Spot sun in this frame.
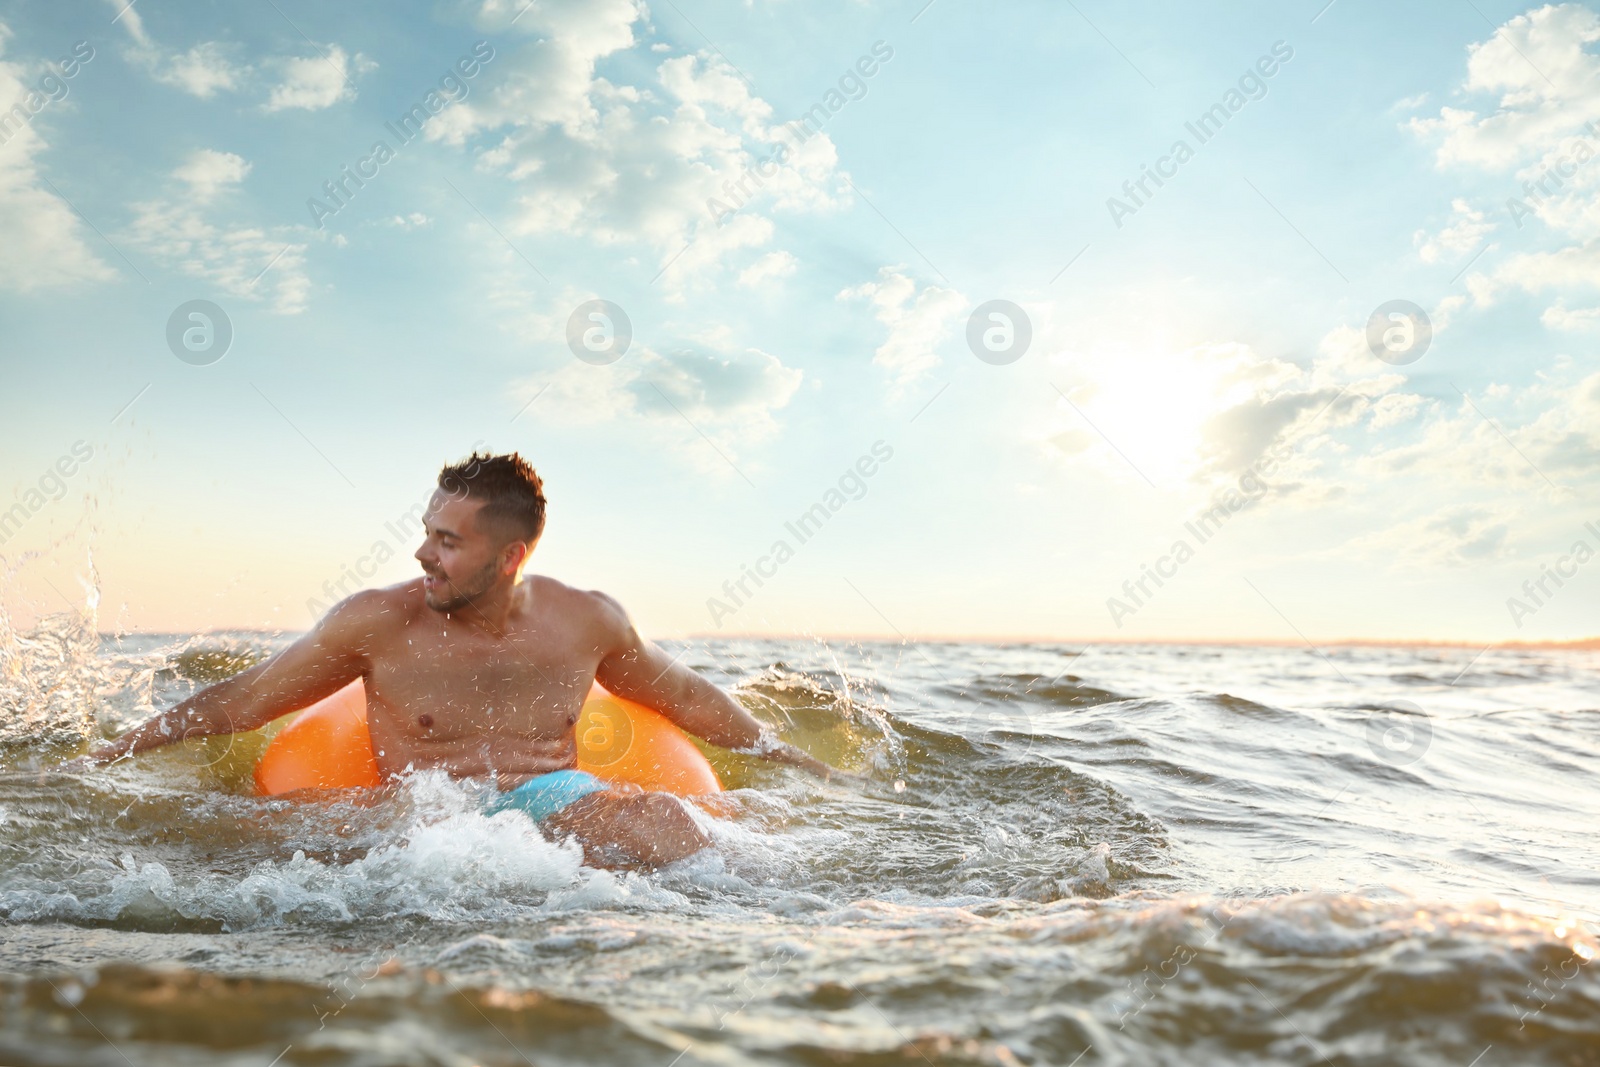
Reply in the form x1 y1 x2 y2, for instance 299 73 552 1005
1056 342 1300 487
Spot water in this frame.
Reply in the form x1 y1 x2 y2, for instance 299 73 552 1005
1 610 1598 1065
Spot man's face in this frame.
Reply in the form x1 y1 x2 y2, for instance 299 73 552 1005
414 491 513 612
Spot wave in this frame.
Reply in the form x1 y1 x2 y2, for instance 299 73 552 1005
2 893 1595 1067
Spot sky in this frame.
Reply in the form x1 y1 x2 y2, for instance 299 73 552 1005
0 0 1598 645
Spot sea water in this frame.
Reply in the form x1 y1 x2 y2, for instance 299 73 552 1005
0 613 1596 1066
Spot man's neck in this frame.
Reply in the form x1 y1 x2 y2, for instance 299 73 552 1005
446 578 524 636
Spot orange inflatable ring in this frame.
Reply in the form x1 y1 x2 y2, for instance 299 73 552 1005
253 680 722 797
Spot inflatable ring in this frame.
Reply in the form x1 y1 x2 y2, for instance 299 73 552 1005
253 680 722 797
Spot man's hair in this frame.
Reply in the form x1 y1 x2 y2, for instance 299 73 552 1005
437 451 547 545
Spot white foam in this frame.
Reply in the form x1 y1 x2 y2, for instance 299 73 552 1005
0 770 717 928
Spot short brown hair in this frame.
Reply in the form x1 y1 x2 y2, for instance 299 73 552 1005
438 451 547 544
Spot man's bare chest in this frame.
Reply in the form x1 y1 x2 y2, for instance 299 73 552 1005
365 629 601 739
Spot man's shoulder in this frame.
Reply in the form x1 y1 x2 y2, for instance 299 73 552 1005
522 575 629 631
321 580 426 634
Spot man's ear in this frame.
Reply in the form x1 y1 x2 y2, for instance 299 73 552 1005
500 539 531 575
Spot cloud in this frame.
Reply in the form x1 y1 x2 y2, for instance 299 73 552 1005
737 250 796 288
1368 391 1427 429
839 267 965 390
106 1 244 99
382 212 432 230
1341 504 1516 567
105 1 369 111
527 343 803 473
1030 284 1488 497
123 151 311 314
1355 368 1600 496
428 0 846 285
105 0 150 46
1476 239 1600 307
628 345 803 433
505 285 803 471
0 24 115 293
264 45 374 112
1407 3 1600 170
1403 4 1600 312
154 42 243 98
1414 197 1495 262
1541 302 1600 329
172 148 251 201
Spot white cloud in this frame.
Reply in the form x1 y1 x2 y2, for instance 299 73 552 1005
1414 197 1495 263
629 345 803 436
1407 9 1600 354
738 250 796 288
1541 302 1600 329
383 212 432 230
0 24 114 293
1341 505 1515 567
526 343 803 474
1407 4 1600 170
105 0 150 47
1368 391 1427 429
123 152 311 314
172 149 251 202
839 267 965 390
1356 368 1600 493
106 1 371 112
155 42 242 98
504 285 803 471
429 0 846 285
264 45 374 112
1476 239 1600 307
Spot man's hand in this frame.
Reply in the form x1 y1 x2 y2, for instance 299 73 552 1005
591 592 860 781
592 598 864 780
65 746 124 769
69 593 373 771
740 735 867 783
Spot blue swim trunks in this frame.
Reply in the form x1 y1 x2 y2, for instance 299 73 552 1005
488 769 609 823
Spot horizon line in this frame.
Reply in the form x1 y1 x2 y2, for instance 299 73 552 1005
88 627 1600 651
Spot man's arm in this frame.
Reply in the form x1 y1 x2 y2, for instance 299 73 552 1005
77 594 376 765
590 593 844 780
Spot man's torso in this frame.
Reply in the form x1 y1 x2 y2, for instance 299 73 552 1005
351 576 617 789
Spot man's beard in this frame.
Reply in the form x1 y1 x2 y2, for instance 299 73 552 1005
423 558 500 612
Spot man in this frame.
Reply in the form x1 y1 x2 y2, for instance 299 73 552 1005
80 451 838 868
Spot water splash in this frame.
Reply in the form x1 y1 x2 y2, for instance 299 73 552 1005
0 548 103 747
